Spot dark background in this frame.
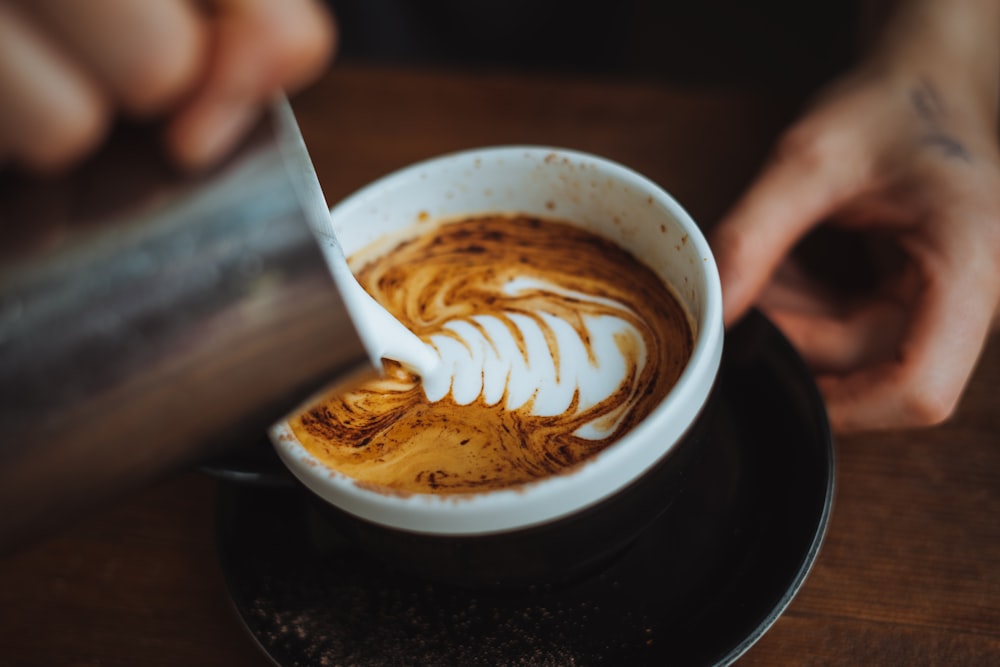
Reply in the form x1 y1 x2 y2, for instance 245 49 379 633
328 0 861 93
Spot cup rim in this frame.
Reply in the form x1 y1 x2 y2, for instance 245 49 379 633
270 145 723 536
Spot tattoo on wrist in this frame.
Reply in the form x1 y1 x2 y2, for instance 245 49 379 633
910 78 972 162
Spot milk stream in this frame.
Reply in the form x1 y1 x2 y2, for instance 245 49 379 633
330 254 440 378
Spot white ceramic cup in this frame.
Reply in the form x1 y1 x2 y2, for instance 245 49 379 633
270 146 723 586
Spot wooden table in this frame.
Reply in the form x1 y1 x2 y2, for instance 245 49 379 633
1 64 998 666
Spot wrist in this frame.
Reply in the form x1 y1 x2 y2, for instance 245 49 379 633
862 0 1000 131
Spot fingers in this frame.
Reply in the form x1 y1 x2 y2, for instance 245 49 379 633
819 253 997 432
0 0 334 172
764 297 908 374
19 0 207 115
0 3 109 171
758 254 915 373
711 128 866 327
166 0 336 168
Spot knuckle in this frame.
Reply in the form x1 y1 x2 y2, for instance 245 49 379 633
263 3 337 88
120 25 206 114
26 99 109 172
716 224 756 270
899 382 958 427
771 124 830 173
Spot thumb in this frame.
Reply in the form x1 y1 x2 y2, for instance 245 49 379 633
710 136 861 326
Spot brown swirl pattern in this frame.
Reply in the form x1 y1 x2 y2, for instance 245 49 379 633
289 215 692 494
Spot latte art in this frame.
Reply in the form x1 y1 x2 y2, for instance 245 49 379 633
422 277 647 439
290 215 692 494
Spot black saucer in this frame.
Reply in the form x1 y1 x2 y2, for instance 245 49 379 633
214 311 834 667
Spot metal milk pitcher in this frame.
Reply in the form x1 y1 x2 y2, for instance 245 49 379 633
0 99 370 552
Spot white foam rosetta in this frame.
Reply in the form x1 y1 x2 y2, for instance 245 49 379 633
419 278 648 439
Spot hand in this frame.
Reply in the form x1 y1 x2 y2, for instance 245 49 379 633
0 0 335 171
711 67 1000 432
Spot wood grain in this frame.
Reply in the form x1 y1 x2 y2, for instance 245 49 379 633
1 63 997 666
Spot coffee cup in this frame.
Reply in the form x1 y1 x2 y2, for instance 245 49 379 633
270 146 724 587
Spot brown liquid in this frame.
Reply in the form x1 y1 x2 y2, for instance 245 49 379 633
289 215 692 494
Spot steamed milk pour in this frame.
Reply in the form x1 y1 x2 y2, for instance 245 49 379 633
288 214 692 494
317 218 656 431
312 230 439 379
0 100 387 552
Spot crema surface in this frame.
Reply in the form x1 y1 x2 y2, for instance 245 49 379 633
290 215 692 494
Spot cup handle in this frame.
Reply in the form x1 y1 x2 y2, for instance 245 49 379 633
198 434 293 487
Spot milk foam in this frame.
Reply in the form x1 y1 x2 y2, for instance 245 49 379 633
290 215 692 495
420 277 647 439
